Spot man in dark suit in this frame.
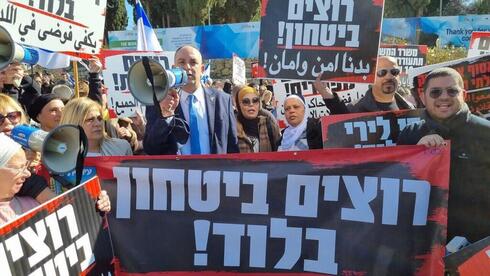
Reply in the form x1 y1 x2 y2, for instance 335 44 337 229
144 45 239 155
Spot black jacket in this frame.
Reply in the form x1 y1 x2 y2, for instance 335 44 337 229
398 107 490 242
324 88 415 115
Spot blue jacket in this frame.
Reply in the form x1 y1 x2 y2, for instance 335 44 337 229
144 87 239 155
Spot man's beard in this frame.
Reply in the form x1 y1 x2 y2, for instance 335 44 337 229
381 80 397 94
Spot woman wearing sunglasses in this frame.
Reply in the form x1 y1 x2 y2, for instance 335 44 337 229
60 97 132 157
0 94 43 169
278 94 323 151
234 85 281 153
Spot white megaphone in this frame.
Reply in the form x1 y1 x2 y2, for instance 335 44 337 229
0 25 39 71
11 124 87 174
127 58 188 105
52 84 74 101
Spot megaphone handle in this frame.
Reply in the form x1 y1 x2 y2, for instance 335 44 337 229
51 174 75 189
74 126 87 187
142 57 163 117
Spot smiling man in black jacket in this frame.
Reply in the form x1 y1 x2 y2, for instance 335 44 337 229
398 67 490 243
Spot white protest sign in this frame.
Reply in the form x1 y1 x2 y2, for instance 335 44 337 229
232 54 246 85
102 51 175 118
0 0 106 54
468 31 490 57
274 80 368 126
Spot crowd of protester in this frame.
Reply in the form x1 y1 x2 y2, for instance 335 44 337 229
0 45 489 244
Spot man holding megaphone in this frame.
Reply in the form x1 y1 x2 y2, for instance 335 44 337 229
142 45 239 155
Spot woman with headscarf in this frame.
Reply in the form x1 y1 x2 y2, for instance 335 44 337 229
234 85 281 153
277 94 323 151
60 97 132 156
0 133 39 225
0 133 111 226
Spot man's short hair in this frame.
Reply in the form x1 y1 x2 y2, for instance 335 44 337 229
378 55 399 66
423 67 464 92
174 45 201 60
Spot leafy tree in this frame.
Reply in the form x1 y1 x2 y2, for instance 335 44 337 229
467 0 490 14
211 0 261 24
105 0 128 41
384 0 432 17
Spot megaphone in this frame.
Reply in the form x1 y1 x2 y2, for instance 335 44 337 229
11 124 87 174
128 58 188 105
52 84 73 102
0 25 39 71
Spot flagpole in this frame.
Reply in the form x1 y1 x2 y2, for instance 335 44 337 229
72 61 79 98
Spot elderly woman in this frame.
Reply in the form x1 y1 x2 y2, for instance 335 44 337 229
234 85 281 153
0 134 111 226
277 94 323 151
60 97 132 156
0 133 38 225
27 94 64 132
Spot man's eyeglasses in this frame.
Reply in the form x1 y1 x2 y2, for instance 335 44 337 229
84 115 103 124
241 97 260 106
376 68 400 78
0 111 22 125
428 87 461 99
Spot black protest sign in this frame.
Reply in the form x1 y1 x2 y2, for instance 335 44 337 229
321 109 424 148
0 177 114 275
258 0 384 83
379 44 428 87
89 147 449 275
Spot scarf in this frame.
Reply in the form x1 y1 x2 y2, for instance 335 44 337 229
0 133 21 168
278 95 308 151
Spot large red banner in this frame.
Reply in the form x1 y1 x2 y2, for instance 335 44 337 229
84 146 450 275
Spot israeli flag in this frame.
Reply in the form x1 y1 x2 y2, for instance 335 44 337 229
135 0 163 51
35 48 72 69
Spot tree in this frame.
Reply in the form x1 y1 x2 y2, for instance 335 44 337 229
211 0 261 24
467 0 490 14
105 0 128 44
384 0 432 18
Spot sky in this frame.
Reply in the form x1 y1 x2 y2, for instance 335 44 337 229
125 0 135 30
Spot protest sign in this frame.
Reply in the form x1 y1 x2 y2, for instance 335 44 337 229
87 147 449 275
445 236 490 276
258 0 384 82
0 0 106 54
379 44 428 87
321 109 424 148
273 80 368 127
101 50 174 118
0 177 114 275
468 31 490 57
408 54 490 118
232 54 246 85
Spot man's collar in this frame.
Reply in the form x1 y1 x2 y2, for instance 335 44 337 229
180 86 205 103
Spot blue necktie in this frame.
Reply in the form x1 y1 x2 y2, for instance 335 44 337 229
188 94 201 154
